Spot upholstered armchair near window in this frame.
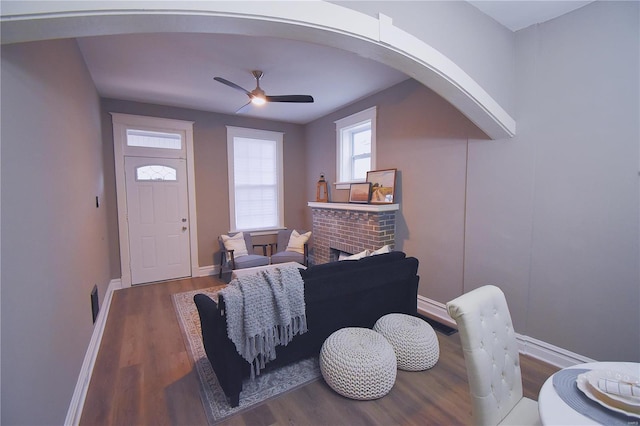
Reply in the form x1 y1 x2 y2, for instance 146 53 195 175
270 229 311 267
218 232 270 278
446 285 541 426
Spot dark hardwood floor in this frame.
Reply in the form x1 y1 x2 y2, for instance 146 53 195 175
80 276 559 425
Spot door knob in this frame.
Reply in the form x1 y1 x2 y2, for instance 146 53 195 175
182 218 187 222
182 226 188 231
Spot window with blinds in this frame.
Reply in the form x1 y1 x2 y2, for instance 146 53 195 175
226 126 284 232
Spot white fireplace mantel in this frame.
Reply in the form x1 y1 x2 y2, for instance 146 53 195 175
307 202 399 212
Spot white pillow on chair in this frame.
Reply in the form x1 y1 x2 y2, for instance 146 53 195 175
221 232 249 258
286 230 311 254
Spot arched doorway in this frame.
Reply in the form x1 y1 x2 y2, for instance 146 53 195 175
0 1 515 139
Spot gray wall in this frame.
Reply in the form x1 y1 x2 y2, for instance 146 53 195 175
309 1 639 361
1 39 111 424
100 99 308 275
465 0 639 360
516 1 638 359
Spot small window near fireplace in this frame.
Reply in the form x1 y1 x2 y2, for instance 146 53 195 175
335 106 377 189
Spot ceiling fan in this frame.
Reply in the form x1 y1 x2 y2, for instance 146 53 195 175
214 70 314 111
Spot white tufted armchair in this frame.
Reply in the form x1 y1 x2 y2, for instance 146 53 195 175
446 285 541 426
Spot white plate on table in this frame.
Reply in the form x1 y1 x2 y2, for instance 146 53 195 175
576 370 640 419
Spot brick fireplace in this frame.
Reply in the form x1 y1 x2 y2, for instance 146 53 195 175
308 202 399 264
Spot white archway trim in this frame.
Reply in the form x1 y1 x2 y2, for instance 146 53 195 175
1 1 515 139
377 14 516 138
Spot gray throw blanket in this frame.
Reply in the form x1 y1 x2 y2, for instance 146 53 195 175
219 265 307 377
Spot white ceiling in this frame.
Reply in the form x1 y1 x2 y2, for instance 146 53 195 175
468 1 594 32
77 32 409 124
76 2 593 124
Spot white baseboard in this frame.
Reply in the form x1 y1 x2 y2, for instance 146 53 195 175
416 295 594 369
417 294 457 328
516 333 596 367
199 265 216 277
65 279 120 426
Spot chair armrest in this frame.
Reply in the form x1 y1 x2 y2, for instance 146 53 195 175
218 248 235 278
222 249 236 267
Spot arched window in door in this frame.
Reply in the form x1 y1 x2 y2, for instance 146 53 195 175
135 165 178 181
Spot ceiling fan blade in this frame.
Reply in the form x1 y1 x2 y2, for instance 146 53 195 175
235 101 253 114
214 77 252 97
266 95 314 103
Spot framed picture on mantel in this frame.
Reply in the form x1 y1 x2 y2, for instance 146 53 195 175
366 168 397 204
349 182 371 203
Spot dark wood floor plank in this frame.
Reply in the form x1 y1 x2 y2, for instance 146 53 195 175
111 363 143 426
80 275 559 425
80 289 129 425
80 276 220 426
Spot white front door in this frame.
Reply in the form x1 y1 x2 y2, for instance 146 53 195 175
124 156 191 285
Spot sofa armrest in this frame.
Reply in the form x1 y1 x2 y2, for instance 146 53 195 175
194 293 246 406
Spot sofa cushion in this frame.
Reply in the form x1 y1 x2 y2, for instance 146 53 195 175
303 256 420 334
234 254 270 269
271 251 304 264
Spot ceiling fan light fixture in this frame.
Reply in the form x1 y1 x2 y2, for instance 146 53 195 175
251 95 266 106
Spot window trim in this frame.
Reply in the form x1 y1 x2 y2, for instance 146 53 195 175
335 106 377 190
226 126 284 232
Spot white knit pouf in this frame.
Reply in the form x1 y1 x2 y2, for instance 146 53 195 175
374 313 440 371
319 327 397 400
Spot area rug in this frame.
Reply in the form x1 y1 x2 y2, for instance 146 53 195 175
172 287 321 424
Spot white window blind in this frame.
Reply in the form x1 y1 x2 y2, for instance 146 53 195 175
227 127 284 231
